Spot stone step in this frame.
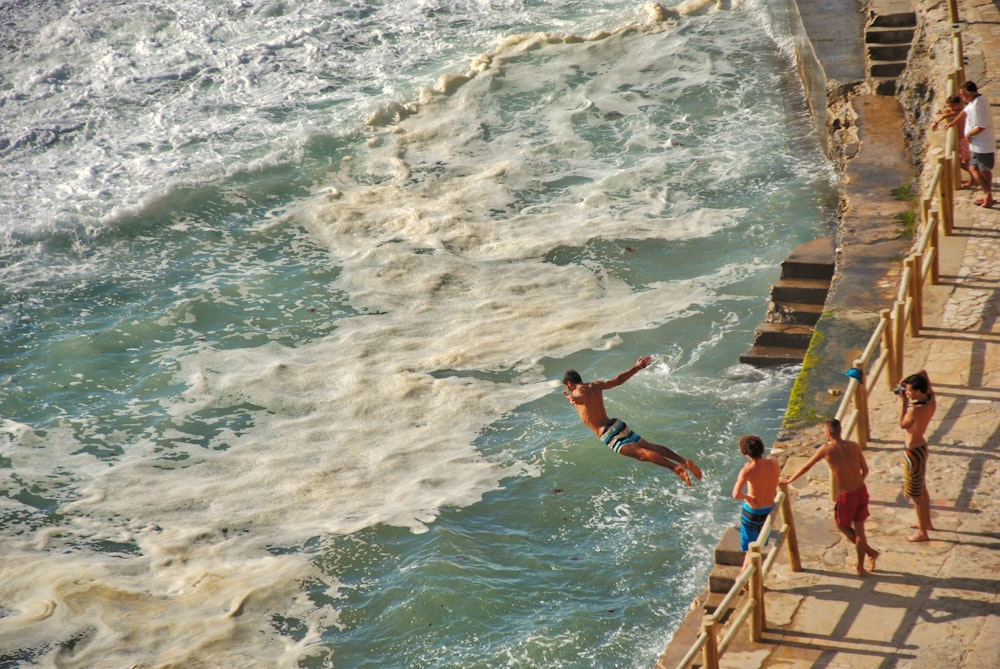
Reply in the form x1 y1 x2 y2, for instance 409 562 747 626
868 43 911 61
739 344 807 367
871 61 907 78
780 235 835 280
716 526 745 566
771 277 831 304
715 526 784 570
871 77 899 96
752 322 814 349
766 300 824 326
864 26 915 44
707 551 781 593
703 592 738 622
781 260 834 281
741 236 831 368
709 563 742 594
868 11 917 28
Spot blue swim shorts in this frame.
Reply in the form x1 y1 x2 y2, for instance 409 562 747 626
600 418 642 453
740 502 773 551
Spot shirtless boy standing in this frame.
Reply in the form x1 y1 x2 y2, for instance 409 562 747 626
780 419 879 576
562 356 703 486
732 435 780 577
898 370 936 542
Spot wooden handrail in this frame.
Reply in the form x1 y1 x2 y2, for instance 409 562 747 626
673 487 799 669
671 33 965 669
676 154 950 662
829 51 962 449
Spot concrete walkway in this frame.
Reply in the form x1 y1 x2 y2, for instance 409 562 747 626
717 0 1000 666
756 200 1000 669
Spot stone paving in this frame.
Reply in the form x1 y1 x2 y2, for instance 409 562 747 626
940 213 1000 330
758 190 1000 669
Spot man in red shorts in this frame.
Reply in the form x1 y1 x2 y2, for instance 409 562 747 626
780 418 880 576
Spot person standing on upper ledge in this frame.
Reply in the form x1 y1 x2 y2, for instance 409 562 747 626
935 94 974 188
562 356 703 486
960 81 995 208
898 370 937 542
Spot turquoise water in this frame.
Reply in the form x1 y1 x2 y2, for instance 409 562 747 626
0 1 837 667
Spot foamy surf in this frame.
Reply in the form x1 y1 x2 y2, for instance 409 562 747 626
0 1 836 667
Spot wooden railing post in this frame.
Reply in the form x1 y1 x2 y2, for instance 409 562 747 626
938 156 954 235
778 483 802 572
908 255 923 335
702 615 719 669
929 218 940 284
952 32 965 87
949 126 962 187
851 358 870 447
893 300 905 375
943 155 954 220
947 0 960 25
749 544 764 642
880 308 897 390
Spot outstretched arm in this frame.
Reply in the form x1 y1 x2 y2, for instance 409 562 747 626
596 356 653 390
933 110 954 129
943 110 965 131
779 446 827 486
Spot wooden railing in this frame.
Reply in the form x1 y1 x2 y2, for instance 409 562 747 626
671 485 801 669
672 113 960 668
832 73 964 447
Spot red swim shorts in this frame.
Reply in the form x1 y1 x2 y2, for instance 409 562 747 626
834 484 870 528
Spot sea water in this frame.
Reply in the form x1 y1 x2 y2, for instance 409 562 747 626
0 1 838 667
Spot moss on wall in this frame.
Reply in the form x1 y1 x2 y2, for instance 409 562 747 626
783 315 829 429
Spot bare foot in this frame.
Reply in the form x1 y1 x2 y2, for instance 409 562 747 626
673 465 692 487
856 565 868 577
867 549 880 572
686 459 703 481
906 532 930 542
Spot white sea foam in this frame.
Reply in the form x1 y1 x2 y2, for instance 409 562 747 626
0 1 834 667
0 0 651 236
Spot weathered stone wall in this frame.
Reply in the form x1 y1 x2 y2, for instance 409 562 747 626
826 87 864 175
896 0 982 194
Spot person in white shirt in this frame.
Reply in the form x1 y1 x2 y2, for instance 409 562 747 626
960 81 996 207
